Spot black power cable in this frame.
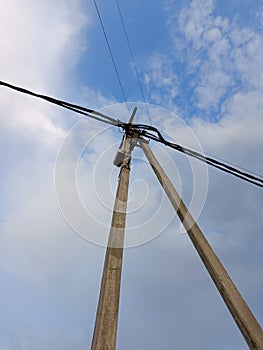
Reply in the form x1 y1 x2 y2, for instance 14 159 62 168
0 80 120 126
121 123 263 188
1 80 262 188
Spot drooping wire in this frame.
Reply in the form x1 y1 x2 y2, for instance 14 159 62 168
0 80 121 126
114 0 152 125
92 0 128 106
1 80 262 188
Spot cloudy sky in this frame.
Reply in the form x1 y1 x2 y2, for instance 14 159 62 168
0 0 263 349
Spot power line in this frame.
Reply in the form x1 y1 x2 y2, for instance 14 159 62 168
203 150 263 181
114 0 152 125
0 80 120 126
121 123 263 188
92 0 128 105
1 80 262 188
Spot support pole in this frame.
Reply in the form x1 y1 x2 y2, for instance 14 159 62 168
140 139 263 350
91 109 137 350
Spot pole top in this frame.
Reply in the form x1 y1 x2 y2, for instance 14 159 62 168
128 106 137 124
113 107 138 167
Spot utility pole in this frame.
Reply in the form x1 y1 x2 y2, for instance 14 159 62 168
140 139 263 350
91 108 138 350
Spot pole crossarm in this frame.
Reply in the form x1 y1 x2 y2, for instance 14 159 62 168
139 138 263 350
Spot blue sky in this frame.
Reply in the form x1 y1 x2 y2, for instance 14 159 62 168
0 0 263 349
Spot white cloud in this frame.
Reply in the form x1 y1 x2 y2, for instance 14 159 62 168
0 0 92 150
149 0 263 111
143 53 179 108
231 30 263 90
178 0 215 47
80 85 117 110
189 6 262 108
0 0 88 90
0 2 101 348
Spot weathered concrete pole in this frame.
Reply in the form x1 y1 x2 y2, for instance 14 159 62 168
91 109 137 350
140 139 263 350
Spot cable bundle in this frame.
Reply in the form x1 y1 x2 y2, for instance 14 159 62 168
1 80 262 188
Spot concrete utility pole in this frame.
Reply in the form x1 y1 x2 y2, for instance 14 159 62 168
140 139 263 350
91 108 137 350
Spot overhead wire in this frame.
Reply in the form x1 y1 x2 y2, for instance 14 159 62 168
202 150 263 181
121 123 263 188
92 0 128 107
1 80 262 188
114 0 152 125
0 80 121 126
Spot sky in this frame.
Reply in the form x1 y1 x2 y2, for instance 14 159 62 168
0 0 263 349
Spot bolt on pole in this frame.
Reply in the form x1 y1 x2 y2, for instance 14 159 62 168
140 139 263 350
91 108 137 350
